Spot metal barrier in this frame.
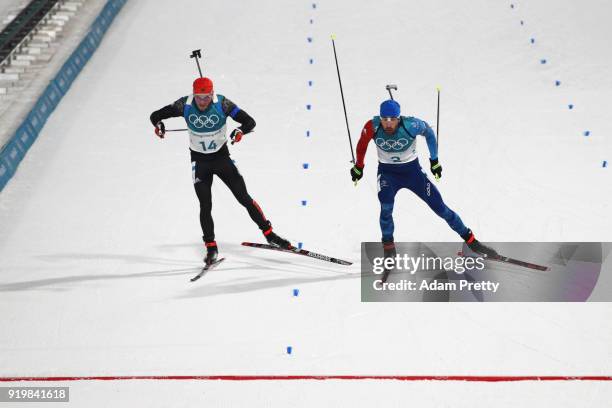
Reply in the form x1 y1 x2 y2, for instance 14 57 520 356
0 0 61 69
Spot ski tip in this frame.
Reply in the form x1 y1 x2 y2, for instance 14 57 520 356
331 33 336 40
436 86 441 92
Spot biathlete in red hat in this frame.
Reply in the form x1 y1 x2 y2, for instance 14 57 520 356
150 77 292 265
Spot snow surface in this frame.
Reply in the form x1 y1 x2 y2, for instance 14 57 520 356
0 0 611 405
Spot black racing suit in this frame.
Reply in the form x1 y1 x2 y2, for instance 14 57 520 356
150 96 270 243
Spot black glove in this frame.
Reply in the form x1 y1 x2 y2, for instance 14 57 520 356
429 158 442 180
350 165 363 182
154 121 165 138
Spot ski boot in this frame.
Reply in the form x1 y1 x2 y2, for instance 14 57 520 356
383 240 397 258
204 241 219 265
263 222 293 249
461 229 498 258
381 240 396 283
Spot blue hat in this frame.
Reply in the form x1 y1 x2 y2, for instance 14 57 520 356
380 100 400 117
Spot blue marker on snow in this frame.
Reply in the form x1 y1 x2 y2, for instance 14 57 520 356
584 131 590 136
530 38 535 44
293 288 300 296
309 58 314 64
308 80 313 86
555 80 561 86
307 37 313 43
287 346 293 354
303 163 309 169
306 104 312 110
540 59 547 64
603 161 608 168
298 242 303 249
301 200 307 206
568 104 574 109
306 130 311 137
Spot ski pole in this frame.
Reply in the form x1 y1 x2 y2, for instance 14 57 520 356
190 49 203 77
432 86 441 181
330 34 358 185
436 86 440 150
165 128 187 132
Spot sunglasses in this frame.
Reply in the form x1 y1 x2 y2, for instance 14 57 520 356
194 93 213 102
380 116 399 122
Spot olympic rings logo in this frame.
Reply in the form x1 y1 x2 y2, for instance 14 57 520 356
189 114 220 129
375 137 410 151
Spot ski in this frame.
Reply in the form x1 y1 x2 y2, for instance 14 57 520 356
190 257 226 282
241 242 352 266
459 252 549 272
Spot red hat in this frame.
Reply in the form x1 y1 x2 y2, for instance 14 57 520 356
193 77 213 94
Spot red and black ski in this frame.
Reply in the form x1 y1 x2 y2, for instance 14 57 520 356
241 242 352 266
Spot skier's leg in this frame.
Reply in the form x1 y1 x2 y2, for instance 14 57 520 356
215 158 269 231
192 161 216 243
216 158 292 248
377 167 401 243
406 161 469 237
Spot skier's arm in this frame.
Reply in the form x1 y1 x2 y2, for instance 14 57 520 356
415 119 438 160
355 120 375 168
412 119 442 179
221 97 256 134
149 97 186 126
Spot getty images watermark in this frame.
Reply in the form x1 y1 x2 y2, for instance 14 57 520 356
371 252 500 293
361 242 612 302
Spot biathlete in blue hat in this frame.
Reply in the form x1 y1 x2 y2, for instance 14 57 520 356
350 99 496 257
